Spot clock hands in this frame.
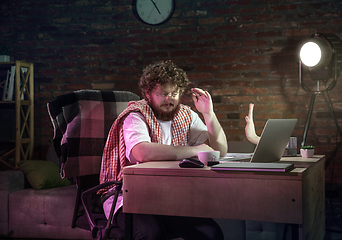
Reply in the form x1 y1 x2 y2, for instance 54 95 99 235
133 0 174 25
150 0 161 14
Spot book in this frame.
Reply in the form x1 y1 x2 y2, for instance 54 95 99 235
6 65 15 101
1 69 10 101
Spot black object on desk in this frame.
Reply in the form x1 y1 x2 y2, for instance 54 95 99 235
179 157 204 168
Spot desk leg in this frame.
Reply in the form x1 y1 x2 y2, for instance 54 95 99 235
125 213 133 240
290 224 300 240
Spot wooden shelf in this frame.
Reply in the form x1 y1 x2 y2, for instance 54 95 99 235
0 60 34 169
0 62 15 65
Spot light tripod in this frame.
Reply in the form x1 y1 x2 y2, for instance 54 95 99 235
299 65 342 148
299 33 342 150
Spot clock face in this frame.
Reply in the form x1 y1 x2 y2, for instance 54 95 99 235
132 0 175 26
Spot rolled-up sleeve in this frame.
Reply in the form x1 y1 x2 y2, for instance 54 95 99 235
123 112 151 163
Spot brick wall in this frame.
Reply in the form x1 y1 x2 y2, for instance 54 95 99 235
1 0 342 183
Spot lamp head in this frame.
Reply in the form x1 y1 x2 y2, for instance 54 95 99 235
300 36 332 69
299 33 342 81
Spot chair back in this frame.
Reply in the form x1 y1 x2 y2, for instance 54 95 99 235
47 90 140 178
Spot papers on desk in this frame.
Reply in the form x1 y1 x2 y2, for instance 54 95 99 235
211 162 294 172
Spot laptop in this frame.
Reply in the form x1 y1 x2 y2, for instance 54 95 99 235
211 119 298 172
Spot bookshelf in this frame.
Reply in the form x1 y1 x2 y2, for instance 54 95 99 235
0 61 34 169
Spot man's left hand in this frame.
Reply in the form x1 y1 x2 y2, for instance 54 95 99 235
191 88 213 115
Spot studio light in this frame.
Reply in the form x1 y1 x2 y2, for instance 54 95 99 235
298 33 342 148
300 36 333 68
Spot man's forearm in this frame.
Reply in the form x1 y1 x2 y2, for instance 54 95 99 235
131 142 213 162
202 112 228 156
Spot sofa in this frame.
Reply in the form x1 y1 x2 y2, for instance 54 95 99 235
0 168 91 239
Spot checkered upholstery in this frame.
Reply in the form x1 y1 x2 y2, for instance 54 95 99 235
47 90 140 178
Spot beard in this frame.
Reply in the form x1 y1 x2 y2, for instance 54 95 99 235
148 100 181 121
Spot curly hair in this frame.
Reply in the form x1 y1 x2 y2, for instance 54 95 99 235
139 60 189 100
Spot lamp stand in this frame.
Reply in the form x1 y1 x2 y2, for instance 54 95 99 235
301 93 316 148
301 91 342 147
299 60 342 166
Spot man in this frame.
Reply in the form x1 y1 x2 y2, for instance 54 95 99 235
100 60 227 240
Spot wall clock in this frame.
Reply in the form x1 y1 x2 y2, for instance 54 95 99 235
132 0 175 26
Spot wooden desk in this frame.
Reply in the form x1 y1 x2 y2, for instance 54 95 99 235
123 156 325 240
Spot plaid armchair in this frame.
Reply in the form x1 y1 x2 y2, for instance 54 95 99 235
47 90 140 178
47 90 140 229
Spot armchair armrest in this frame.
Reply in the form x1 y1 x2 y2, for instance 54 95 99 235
0 170 25 193
0 170 25 236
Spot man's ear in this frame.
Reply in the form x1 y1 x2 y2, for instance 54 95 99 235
145 93 150 102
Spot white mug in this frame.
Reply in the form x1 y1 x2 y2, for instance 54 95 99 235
198 151 220 166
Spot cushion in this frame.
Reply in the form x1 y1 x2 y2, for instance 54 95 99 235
18 160 70 190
